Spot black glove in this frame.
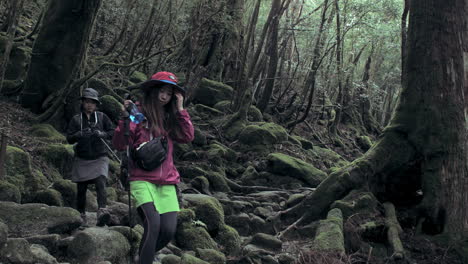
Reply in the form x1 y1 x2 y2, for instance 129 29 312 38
92 129 107 138
82 128 93 138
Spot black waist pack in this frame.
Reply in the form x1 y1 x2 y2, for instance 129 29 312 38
133 136 168 171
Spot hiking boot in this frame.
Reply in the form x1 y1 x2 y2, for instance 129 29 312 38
96 208 110 226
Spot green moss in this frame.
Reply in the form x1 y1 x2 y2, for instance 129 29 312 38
0 181 21 203
288 136 302 147
215 225 241 256
214 100 262 121
331 190 378 219
106 187 117 201
162 254 182 264
194 104 224 117
52 179 77 208
206 143 236 161
196 248 226 264
29 124 66 142
130 71 147 83
100 95 123 123
267 153 327 187
223 118 247 140
5 146 33 193
177 208 196 226
181 253 211 264
205 171 230 192
176 223 218 251
312 208 345 253
35 144 74 179
178 166 208 180
308 146 349 168
238 122 288 146
32 189 63 206
183 194 225 233
195 78 234 107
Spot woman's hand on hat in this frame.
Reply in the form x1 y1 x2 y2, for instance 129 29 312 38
122 100 133 112
174 93 184 111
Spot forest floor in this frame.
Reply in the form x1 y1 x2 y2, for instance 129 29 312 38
0 98 465 264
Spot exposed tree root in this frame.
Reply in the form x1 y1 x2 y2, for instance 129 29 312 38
383 202 405 260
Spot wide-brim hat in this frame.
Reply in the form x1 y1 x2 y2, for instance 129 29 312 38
80 88 100 104
140 71 186 95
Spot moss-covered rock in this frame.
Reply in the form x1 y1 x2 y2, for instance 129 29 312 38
206 143 237 162
308 146 349 168
267 153 327 187
177 208 196 226
130 71 147 83
204 170 230 192
238 122 288 147
106 187 118 202
100 95 123 123
5 146 33 193
0 202 81 237
32 189 63 206
215 224 241 256
223 118 248 140
179 166 208 180
181 253 211 264
213 100 263 121
193 127 207 146
183 194 225 233
193 78 234 107
0 221 7 251
0 238 35 264
176 222 218 251
330 190 378 219
35 143 74 179
52 179 77 208
196 248 226 264
30 124 66 142
250 233 282 251
291 135 314 150
239 166 260 186
191 176 211 194
312 208 345 253
162 254 182 264
67 227 131 264
0 181 21 203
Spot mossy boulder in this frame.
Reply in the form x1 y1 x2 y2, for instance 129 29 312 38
308 146 349 169
179 166 208 180
67 227 131 264
193 127 207 145
312 208 345 253
130 71 147 83
35 143 74 179
191 176 211 194
213 100 263 121
30 244 59 264
196 248 226 264
52 179 77 208
238 122 288 147
181 253 211 264
5 146 33 193
183 194 225 233
206 143 237 161
267 153 327 187
29 124 66 142
204 170 230 192
176 222 218 251
32 189 63 206
177 208 196 225
193 78 234 107
0 181 21 203
215 224 241 256
0 221 7 251
0 202 81 237
223 118 248 141
291 135 314 150
100 95 123 123
330 190 378 219
0 238 35 264
250 233 283 251
162 254 182 264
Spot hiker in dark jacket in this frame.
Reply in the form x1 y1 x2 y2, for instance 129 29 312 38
66 88 115 226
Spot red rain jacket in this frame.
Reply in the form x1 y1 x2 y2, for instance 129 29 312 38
112 110 194 184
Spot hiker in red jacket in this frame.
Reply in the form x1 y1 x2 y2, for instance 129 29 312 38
113 72 194 264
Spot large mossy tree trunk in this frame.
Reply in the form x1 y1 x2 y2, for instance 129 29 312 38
279 0 467 236
20 0 101 114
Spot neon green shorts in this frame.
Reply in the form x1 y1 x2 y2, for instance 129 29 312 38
130 181 180 214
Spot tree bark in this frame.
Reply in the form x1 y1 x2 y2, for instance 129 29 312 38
279 0 468 236
20 0 102 114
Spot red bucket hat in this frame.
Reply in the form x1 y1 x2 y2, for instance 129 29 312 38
140 71 186 95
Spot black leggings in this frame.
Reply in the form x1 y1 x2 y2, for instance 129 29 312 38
76 175 107 213
137 202 177 264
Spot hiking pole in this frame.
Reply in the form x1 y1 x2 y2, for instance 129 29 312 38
122 98 134 263
100 138 122 164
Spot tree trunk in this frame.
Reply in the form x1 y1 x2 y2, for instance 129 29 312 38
257 0 281 113
20 0 102 114
279 0 467 236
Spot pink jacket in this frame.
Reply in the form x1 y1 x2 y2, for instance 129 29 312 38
112 110 194 184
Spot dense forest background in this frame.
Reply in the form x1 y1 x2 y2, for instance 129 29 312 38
0 0 466 264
